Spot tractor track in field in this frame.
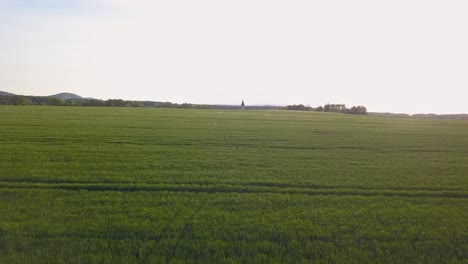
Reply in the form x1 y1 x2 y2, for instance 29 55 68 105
223 129 239 149
0 180 467 199
223 130 231 144
142 205 185 262
168 199 206 262
0 179 463 192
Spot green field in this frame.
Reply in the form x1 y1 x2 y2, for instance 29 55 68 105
0 106 467 263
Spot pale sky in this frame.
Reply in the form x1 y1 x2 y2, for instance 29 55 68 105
1 0 467 114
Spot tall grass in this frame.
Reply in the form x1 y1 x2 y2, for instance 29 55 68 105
0 106 467 263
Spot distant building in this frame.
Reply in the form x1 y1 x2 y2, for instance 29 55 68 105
241 100 245 110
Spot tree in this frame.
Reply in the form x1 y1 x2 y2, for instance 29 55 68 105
0 96 11 105
129 101 144 107
315 106 324 112
286 104 312 111
106 99 128 107
11 96 32 105
47 97 64 106
349 106 367 115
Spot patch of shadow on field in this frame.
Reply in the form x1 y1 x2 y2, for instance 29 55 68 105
221 131 378 152
219 130 433 153
1 181 466 199
23 208 189 243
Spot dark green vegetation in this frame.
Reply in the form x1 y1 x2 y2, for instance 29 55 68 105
0 92 279 110
285 104 367 115
0 106 467 263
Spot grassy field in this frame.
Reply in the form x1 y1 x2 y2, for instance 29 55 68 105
0 106 467 263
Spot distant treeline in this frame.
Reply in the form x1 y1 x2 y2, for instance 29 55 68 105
370 112 468 120
0 95 280 110
285 104 368 115
3 95 467 120
0 95 366 114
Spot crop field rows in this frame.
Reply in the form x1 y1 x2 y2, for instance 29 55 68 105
0 106 467 263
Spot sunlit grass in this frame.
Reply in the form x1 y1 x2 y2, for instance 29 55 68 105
0 106 467 263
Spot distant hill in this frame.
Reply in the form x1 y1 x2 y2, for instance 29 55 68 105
0 91 16 96
49 93 83 100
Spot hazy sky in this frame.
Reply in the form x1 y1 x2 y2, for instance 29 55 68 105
1 0 467 114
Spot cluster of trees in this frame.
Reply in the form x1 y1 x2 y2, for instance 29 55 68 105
412 113 468 120
285 104 368 115
0 96 33 105
285 104 322 111
345 105 368 115
0 96 74 106
0 96 163 107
